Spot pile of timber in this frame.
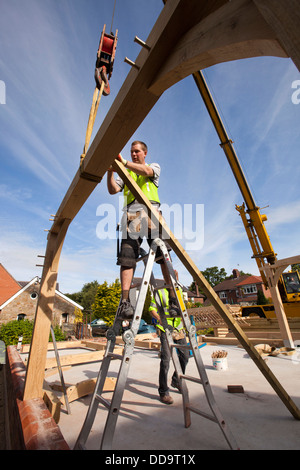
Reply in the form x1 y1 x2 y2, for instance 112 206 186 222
188 305 249 329
233 317 300 342
190 305 300 346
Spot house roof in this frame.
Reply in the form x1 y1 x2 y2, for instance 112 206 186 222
236 275 263 286
185 289 205 299
214 275 249 292
0 276 40 309
214 274 264 292
0 263 21 304
55 290 83 310
0 276 83 310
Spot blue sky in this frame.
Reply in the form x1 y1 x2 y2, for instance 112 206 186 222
1 0 300 294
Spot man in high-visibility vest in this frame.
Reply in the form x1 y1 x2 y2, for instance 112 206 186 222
107 140 179 320
149 279 189 405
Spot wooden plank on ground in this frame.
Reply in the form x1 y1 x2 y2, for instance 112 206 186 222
43 385 62 424
51 377 116 405
22 340 86 354
80 340 107 350
24 348 123 369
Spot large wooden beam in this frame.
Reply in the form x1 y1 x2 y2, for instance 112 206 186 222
24 0 300 400
23 219 71 400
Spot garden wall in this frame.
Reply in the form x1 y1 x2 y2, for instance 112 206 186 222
5 345 69 450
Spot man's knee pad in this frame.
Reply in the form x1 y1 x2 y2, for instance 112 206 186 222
117 240 139 268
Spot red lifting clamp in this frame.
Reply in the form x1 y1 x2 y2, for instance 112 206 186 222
95 24 118 96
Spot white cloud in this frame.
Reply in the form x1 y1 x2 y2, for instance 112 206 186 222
252 61 298 149
58 241 119 292
266 200 300 230
0 231 45 281
0 183 50 220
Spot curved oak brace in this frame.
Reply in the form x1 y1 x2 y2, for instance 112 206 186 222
149 0 288 96
253 0 300 71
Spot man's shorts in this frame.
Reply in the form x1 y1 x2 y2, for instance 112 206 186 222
117 209 171 268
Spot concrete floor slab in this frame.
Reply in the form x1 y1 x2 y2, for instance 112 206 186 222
37 343 300 451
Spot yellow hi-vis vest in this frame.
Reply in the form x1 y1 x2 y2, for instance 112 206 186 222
149 288 183 332
123 168 160 207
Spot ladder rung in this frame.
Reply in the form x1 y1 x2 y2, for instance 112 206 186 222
136 253 164 264
180 374 202 385
107 352 123 360
95 394 111 409
186 405 218 423
171 343 191 350
153 283 171 291
136 253 149 263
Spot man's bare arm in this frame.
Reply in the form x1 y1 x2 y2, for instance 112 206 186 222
107 170 122 194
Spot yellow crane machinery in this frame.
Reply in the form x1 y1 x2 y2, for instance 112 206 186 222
193 70 300 319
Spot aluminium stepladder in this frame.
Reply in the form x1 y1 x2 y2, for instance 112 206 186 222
74 238 238 450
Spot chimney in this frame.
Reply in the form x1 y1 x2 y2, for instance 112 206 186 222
232 269 240 279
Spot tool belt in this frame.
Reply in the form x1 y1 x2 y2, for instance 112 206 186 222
125 209 160 237
158 326 185 340
172 328 185 340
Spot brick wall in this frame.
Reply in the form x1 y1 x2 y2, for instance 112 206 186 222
0 282 76 326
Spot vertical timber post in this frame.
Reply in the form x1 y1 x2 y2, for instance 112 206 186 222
23 219 71 400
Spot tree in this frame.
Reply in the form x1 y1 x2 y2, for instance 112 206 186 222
257 289 269 305
66 280 100 316
189 266 228 294
291 264 300 273
202 266 227 287
92 279 121 326
74 306 83 323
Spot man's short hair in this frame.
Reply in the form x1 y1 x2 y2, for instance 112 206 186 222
131 141 148 152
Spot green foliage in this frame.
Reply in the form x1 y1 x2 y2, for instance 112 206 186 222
197 328 214 336
257 289 269 305
0 320 66 346
49 325 66 342
74 306 83 323
0 319 33 346
66 280 100 316
189 266 228 298
202 266 227 286
186 301 203 309
92 279 122 326
291 264 300 273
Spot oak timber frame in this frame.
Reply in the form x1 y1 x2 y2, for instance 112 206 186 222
24 0 300 420
259 256 300 347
